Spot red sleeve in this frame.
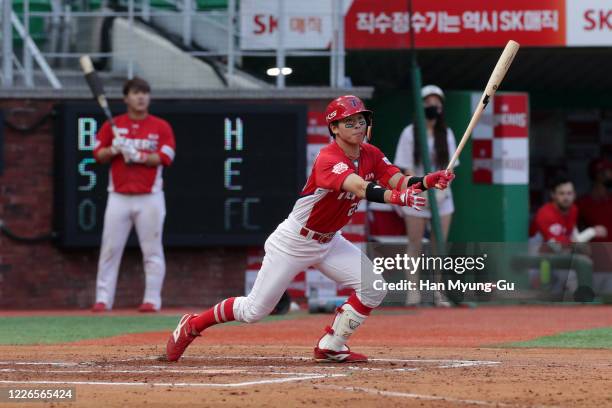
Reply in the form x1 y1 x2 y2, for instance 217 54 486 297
534 206 571 244
157 120 176 167
372 146 401 188
314 153 354 191
93 121 113 162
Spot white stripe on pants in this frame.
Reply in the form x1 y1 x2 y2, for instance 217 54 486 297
233 218 387 323
95 191 166 309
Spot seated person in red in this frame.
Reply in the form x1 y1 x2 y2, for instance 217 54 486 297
527 176 606 301
530 176 607 245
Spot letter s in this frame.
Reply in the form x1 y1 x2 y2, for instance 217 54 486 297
583 10 596 31
253 15 266 34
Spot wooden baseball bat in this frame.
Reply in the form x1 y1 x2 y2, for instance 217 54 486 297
446 40 520 171
79 55 121 138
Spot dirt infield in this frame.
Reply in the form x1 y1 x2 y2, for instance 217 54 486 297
0 306 611 407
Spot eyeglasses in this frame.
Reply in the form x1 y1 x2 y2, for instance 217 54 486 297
341 118 367 128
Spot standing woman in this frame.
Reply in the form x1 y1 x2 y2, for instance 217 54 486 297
393 85 458 306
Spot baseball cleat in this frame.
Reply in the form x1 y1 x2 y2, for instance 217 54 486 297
313 346 368 363
138 303 157 313
91 302 107 313
166 314 200 362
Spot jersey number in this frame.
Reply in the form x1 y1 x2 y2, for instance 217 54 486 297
347 202 359 217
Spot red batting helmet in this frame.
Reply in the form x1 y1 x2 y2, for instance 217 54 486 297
325 95 373 138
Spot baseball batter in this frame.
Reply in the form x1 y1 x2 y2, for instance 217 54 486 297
92 77 176 313
166 95 454 362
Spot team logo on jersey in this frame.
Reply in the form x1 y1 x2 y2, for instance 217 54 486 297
326 110 337 121
549 223 564 236
126 138 158 151
332 162 349 175
383 156 392 165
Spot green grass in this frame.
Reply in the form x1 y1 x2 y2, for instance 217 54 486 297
504 327 612 349
0 313 307 345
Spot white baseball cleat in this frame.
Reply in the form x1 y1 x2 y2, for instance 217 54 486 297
166 314 200 362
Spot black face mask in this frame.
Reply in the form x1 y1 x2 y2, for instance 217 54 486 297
424 106 442 120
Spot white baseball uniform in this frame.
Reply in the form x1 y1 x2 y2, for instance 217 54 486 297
93 113 176 310
233 141 400 322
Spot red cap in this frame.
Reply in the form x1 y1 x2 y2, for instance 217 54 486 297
325 95 372 125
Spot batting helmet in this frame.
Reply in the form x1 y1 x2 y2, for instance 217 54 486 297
325 95 373 138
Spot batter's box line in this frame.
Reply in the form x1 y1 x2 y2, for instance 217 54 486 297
0 361 81 367
178 356 502 368
0 357 502 371
0 368 337 377
0 373 348 388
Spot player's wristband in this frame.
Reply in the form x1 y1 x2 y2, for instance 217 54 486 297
396 175 407 190
365 182 388 203
407 176 427 190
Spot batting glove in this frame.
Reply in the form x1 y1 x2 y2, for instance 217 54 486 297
389 183 426 210
121 144 148 164
424 170 455 190
109 136 127 155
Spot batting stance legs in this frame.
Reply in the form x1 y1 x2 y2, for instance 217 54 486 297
166 218 386 362
95 192 166 310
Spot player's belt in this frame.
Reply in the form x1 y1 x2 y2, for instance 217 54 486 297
299 227 335 244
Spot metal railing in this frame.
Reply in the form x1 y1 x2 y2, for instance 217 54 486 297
1 0 348 89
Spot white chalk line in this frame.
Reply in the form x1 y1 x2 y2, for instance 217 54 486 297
0 374 347 388
0 357 502 365
322 385 554 408
0 368 248 375
0 368 331 377
0 357 501 374
0 357 504 392
177 355 501 364
0 361 81 367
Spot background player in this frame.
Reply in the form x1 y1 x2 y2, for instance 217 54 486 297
166 95 454 362
91 77 176 313
530 176 607 245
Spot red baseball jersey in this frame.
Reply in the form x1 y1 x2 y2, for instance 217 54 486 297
93 114 176 194
530 202 578 244
289 141 400 233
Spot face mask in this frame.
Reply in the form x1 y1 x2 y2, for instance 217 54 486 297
424 106 441 120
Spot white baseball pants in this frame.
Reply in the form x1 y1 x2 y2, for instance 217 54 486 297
233 217 387 323
95 191 166 310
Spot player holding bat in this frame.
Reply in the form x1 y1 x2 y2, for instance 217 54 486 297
166 95 454 363
165 40 520 363
80 56 176 313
